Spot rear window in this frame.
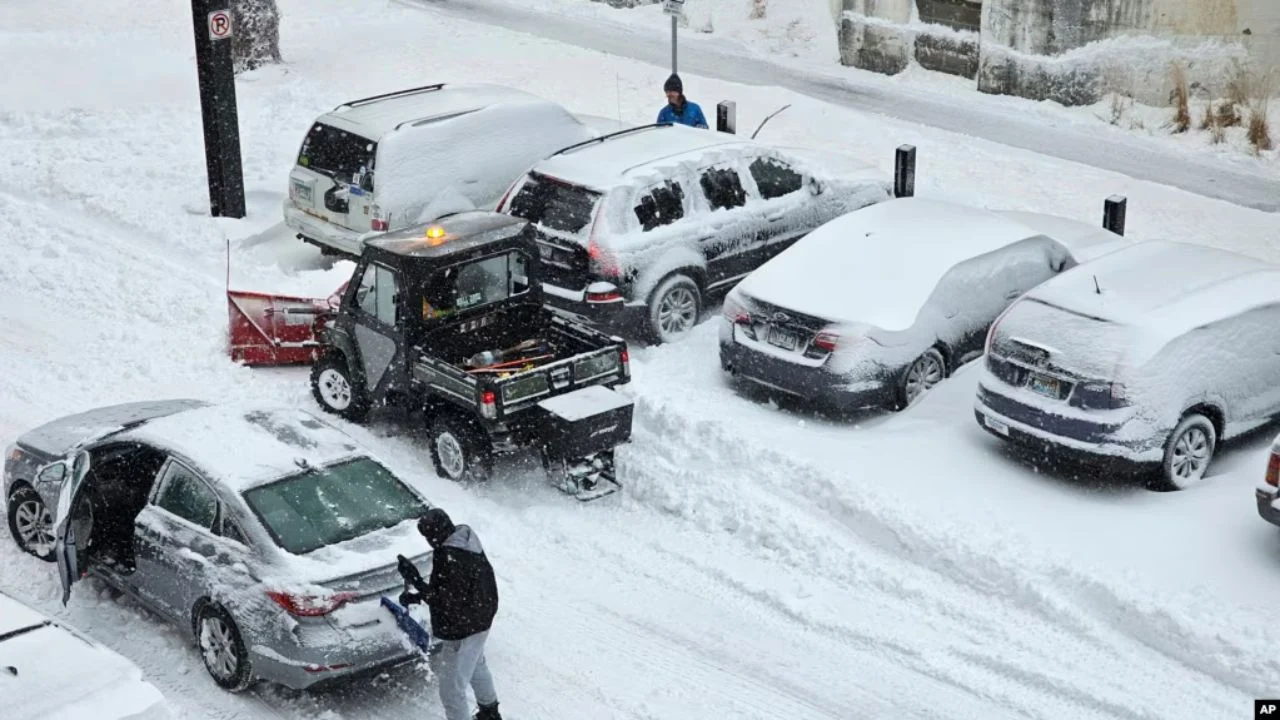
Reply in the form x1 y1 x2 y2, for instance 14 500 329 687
242 457 427 555
298 122 376 180
421 251 531 319
507 173 600 235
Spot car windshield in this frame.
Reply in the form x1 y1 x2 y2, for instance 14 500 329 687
242 457 427 555
298 122 376 181
507 173 600 235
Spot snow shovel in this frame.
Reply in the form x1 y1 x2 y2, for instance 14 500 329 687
380 595 434 654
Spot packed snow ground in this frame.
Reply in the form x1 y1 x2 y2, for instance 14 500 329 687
3 0 1280 718
407 0 1280 212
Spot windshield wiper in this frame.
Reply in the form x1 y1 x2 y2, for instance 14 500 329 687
0 621 51 645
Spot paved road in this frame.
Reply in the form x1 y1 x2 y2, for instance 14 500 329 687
401 0 1280 212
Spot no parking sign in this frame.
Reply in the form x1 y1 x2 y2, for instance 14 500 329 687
207 9 232 41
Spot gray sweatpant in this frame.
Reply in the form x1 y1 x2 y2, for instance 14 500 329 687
436 630 498 720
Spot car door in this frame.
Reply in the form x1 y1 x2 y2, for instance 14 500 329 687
342 259 407 399
132 458 224 622
744 152 809 261
53 449 92 604
693 159 761 289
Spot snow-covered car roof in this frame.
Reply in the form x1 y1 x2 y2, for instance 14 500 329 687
15 399 208 458
321 82 572 139
990 209 1132 261
117 403 365 491
1022 240 1280 336
0 592 169 720
530 123 756 191
735 197 1100 329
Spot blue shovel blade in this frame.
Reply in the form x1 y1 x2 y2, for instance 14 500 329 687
381 596 433 653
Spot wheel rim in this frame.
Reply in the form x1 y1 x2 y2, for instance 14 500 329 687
904 353 944 404
436 432 466 480
199 615 240 681
317 368 352 410
14 499 54 556
1171 426 1212 483
657 286 698 338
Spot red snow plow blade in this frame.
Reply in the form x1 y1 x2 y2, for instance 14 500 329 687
227 290 330 366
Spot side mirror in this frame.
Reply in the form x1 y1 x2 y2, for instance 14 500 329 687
37 461 68 485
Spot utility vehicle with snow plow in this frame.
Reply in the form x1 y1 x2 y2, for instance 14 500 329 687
308 211 634 501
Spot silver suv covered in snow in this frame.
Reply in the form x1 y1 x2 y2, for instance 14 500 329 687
976 240 1280 490
4 400 435 691
284 83 595 257
496 122 892 342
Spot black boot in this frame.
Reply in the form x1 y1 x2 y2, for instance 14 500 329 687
474 702 501 720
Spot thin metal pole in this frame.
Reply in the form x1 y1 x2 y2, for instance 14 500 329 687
671 14 677 74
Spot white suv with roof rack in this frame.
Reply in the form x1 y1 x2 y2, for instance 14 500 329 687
283 83 596 257
496 122 892 343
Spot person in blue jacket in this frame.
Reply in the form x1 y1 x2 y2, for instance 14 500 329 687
656 73 708 128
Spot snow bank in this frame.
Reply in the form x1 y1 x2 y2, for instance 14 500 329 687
978 34 1249 107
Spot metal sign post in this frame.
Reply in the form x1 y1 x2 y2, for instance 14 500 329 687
191 0 246 218
663 0 683 74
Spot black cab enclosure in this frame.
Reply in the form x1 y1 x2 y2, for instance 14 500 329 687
309 211 633 500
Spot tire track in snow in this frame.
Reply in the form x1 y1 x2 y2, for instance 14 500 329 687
617 388 1254 719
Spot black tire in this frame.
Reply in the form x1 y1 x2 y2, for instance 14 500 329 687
6 485 55 562
310 352 370 422
427 413 494 484
645 273 702 344
1153 413 1217 491
195 603 253 692
893 347 947 410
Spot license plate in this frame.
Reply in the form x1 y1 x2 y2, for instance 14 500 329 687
1028 373 1060 398
983 414 1009 436
292 181 312 202
767 326 798 351
538 243 553 258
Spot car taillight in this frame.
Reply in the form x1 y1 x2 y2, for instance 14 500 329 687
812 331 839 352
620 346 630 378
585 282 623 303
722 295 750 324
495 180 518 213
585 212 619 277
480 390 497 419
1267 452 1280 488
370 204 388 232
266 590 358 617
1110 383 1127 407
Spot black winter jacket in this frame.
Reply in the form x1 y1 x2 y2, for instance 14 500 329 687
420 526 498 640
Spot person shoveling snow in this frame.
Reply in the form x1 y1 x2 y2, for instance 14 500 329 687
400 508 502 720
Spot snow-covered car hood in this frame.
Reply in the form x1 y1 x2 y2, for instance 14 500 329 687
0 595 170 720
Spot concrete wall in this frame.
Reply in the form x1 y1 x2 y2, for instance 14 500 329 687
838 0 1277 107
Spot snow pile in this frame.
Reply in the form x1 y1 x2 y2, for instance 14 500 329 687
978 34 1249 108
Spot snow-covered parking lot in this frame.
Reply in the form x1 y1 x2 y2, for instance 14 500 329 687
3 0 1280 718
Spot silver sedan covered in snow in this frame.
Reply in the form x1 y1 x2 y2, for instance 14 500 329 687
719 197 1130 412
4 400 434 691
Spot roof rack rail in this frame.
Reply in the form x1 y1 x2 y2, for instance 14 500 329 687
334 84 446 111
550 122 672 157
394 108 479 131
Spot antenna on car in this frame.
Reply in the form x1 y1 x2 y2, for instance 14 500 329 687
1093 275 1102 294
751 104 792 140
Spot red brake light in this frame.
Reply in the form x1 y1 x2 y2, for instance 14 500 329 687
813 331 839 352
267 590 357 617
722 296 750 324
496 181 518 213
585 287 623 303
620 347 629 363
481 390 496 405
1267 453 1280 487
